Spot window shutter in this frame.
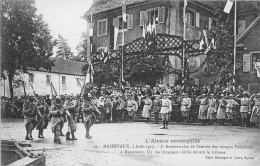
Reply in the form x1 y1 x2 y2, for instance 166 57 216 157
127 14 133 29
195 12 200 28
243 53 251 72
159 7 165 23
116 17 119 28
113 18 116 27
140 11 145 26
208 17 212 30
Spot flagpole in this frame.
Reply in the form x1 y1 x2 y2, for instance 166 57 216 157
183 0 187 82
233 0 237 82
121 0 125 88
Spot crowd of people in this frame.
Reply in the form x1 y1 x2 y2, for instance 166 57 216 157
1 80 260 143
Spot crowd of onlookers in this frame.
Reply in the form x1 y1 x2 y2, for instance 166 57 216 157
1 80 260 128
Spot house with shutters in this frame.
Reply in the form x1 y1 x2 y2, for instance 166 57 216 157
83 0 216 85
1 58 86 97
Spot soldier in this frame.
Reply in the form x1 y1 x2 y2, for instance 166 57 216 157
126 94 138 122
22 94 42 140
142 94 153 123
50 96 72 143
250 93 260 128
65 95 78 141
35 95 50 138
207 94 218 125
216 94 227 125
179 93 191 124
196 94 208 124
226 94 239 126
82 93 101 139
235 92 250 127
160 93 172 129
151 95 161 124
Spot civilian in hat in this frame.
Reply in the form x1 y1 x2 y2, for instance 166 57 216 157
225 94 239 126
151 95 161 124
22 94 42 140
235 92 250 127
196 94 208 124
207 94 218 125
82 93 101 139
249 93 260 128
49 96 72 143
96 95 106 123
142 94 153 123
160 93 172 129
216 94 227 125
179 93 191 124
104 96 113 123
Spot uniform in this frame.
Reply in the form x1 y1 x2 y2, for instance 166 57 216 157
65 99 77 140
104 100 113 122
225 98 238 126
160 97 172 128
152 97 161 123
126 98 138 122
35 100 49 138
239 97 250 127
22 99 42 140
50 102 71 143
97 97 105 122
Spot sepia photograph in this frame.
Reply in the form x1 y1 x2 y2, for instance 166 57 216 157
1 0 260 165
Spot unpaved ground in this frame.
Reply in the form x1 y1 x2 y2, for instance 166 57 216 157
1 118 260 166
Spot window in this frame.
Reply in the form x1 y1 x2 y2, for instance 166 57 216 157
140 7 165 26
97 19 107 36
147 8 159 24
187 10 195 27
46 75 51 84
62 76 66 85
118 16 128 30
29 73 34 83
252 52 260 72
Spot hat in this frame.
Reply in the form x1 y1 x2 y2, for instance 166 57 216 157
201 93 206 96
229 94 234 97
220 94 225 97
210 94 214 96
28 94 35 98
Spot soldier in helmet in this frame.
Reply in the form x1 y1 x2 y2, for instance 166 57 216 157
22 94 42 140
82 93 101 139
49 96 72 143
65 95 78 141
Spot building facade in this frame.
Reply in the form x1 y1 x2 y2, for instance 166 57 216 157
83 0 214 85
1 58 86 97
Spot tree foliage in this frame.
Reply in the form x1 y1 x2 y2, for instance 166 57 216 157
1 0 54 98
55 34 74 59
76 32 88 61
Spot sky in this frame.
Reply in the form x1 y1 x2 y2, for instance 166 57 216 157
35 0 93 56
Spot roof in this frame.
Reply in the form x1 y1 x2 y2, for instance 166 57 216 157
29 58 87 76
237 15 260 43
83 0 157 17
84 0 260 17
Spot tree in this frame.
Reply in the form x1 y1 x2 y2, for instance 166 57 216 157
55 34 74 59
1 0 54 99
76 32 88 61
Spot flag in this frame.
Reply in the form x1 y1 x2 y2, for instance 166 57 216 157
224 0 234 14
202 30 208 46
199 39 204 50
89 22 94 53
146 21 152 41
142 22 146 41
85 62 94 84
122 5 126 22
152 17 157 40
184 0 187 7
114 25 119 50
211 38 216 49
